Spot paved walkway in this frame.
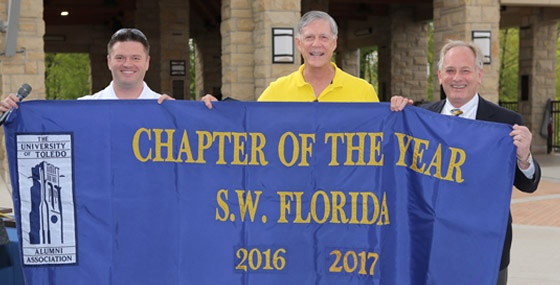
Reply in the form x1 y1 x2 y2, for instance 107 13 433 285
509 153 560 284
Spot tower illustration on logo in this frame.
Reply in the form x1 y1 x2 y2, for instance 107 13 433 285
29 161 64 245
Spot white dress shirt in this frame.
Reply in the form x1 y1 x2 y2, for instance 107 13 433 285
78 81 161 100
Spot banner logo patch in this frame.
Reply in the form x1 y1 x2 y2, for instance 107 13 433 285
16 134 77 265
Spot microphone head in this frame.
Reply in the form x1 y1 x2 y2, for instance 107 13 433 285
17 83 32 100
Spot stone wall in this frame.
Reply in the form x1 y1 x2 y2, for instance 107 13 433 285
377 45 391 102
136 0 162 93
0 0 45 100
518 8 557 153
253 1 300 97
336 48 360 77
0 0 45 186
432 0 501 103
221 0 300 101
193 27 222 100
221 0 255 100
158 0 190 99
390 6 429 102
336 20 360 77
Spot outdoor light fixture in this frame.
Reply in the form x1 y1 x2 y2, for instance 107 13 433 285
272 28 294 64
60 11 69 16
472 31 491 64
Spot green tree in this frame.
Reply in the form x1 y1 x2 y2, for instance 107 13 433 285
45 53 91 100
498 27 519 102
360 46 378 93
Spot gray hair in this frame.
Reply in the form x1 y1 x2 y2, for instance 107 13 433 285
297 11 338 38
438 40 483 71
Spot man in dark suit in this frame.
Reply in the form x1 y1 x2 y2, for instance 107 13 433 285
393 40 541 284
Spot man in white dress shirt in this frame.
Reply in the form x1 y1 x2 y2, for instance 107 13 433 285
0 28 172 111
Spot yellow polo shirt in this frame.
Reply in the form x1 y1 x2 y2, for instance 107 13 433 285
258 63 379 102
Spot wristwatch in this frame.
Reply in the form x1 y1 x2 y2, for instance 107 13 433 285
517 152 532 164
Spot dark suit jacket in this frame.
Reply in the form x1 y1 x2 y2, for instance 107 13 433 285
421 95 541 270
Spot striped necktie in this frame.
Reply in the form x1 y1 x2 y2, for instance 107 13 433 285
451 108 463 116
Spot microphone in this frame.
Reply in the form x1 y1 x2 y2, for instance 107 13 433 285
0 83 32 126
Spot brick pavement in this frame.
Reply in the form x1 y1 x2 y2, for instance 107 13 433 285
511 180 560 227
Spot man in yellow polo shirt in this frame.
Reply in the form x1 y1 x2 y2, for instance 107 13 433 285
203 11 394 107
257 11 377 103
258 62 377 102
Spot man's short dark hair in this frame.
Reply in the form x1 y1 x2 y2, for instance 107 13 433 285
107 28 150 56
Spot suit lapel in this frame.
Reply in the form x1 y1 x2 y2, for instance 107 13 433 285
475 95 496 122
427 100 446 113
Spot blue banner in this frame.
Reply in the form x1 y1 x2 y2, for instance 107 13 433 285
4 100 515 284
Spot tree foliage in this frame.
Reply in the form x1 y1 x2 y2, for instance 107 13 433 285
499 23 560 101
498 27 520 102
359 46 378 92
45 53 91 100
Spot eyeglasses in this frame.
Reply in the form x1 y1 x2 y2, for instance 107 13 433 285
111 28 148 41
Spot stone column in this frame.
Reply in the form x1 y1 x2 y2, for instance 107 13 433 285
0 0 46 185
335 48 359 77
90 28 113 93
194 26 222 100
518 8 557 153
252 0 300 98
432 0 500 103
390 6 429 102
0 0 45 100
336 22 360 77
158 0 190 99
221 0 255 100
221 0 300 101
377 45 391 102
